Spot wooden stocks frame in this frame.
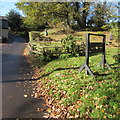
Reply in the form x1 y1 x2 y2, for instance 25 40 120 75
78 33 112 77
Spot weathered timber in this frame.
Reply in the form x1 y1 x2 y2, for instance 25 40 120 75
79 33 112 77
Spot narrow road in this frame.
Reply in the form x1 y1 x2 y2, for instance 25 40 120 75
1 36 47 119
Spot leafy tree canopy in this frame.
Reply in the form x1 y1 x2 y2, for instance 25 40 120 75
6 9 23 32
15 1 118 31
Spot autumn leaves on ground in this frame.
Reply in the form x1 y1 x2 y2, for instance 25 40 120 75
6 1 119 119
27 35 119 119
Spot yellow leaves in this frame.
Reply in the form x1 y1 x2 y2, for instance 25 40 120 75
74 105 79 109
47 108 52 112
101 109 105 113
88 86 95 90
85 94 89 98
56 4 65 12
51 112 59 118
95 105 103 110
42 11 48 15
37 108 46 112
76 100 82 104
33 93 38 98
85 116 90 119
103 96 109 99
103 116 107 118
47 106 62 118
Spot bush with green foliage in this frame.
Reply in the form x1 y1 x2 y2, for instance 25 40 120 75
101 24 111 31
43 53 60 62
6 9 24 32
30 34 85 61
97 32 104 35
61 35 81 57
113 54 120 63
110 23 119 42
59 54 71 59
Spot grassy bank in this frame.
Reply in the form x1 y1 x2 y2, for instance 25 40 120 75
40 28 111 42
31 47 120 119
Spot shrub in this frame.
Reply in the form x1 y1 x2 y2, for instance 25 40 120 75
110 24 119 42
113 54 120 63
78 42 86 56
97 31 104 35
61 35 80 57
102 24 111 31
43 53 54 62
59 54 71 59
31 53 58 63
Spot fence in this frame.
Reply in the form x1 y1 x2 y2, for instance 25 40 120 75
28 31 84 55
79 33 112 77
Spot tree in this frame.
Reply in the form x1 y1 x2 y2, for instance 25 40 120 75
72 2 91 29
87 1 116 30
15 1 118 31
6 9 23 32
15 2 73 30
16 2 91 30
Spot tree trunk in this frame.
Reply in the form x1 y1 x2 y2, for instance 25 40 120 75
82 2 90 29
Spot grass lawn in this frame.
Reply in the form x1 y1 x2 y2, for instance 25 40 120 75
40 28 111 43
30 28 119 56
31 47 120 119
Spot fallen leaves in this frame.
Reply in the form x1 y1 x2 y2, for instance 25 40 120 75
56 73 61 76
28 47 119 119
103 116 107 118
101 109 105 113
37 108 46 112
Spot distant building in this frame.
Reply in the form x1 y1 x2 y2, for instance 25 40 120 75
0 16 9 42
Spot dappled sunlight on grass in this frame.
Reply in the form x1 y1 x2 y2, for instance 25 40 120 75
30 47 119 119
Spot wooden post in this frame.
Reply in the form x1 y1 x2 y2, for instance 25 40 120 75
29 32 32 42
85 33 90 74
102 35 106 69
99 35 112 70
45 28 48 36
79 33 111 77
79 33 94 77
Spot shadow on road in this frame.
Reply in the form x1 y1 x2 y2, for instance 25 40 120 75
2 67 80 83
3 64 118 83
8 35 28 43
2 46 119 84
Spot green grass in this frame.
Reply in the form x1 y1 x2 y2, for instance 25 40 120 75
32 46 119 119
30 28 111 43
30 29 119 58
31 41 63 47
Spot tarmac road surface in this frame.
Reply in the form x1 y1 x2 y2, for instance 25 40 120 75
1 35 48 119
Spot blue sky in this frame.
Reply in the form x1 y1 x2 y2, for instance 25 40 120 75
0 1 24 16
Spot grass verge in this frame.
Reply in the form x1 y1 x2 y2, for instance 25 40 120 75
31 47 119 119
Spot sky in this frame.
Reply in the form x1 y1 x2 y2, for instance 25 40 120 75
0 1 24 16
0 0 119 17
